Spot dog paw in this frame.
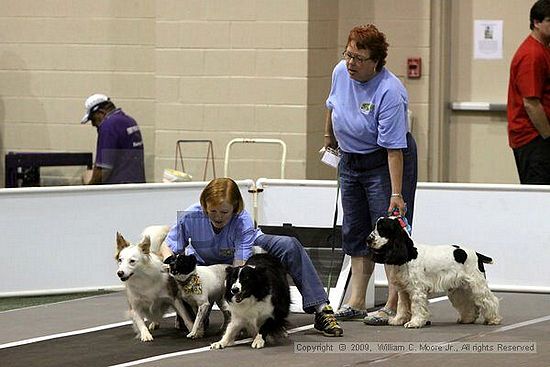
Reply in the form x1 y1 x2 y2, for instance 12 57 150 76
404 319 426 328
484 317 502 325
456 317 476 324
210 341 226 350
388 316 407 326
187 330 204 339
140 332 154 342
251 335 265 349
148 322 160 331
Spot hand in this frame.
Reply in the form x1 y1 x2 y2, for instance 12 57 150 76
81 169 93 184
388 196 406 217
324 135 337 150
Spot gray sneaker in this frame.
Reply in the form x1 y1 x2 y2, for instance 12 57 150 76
334 304 368 320
363 306 396 326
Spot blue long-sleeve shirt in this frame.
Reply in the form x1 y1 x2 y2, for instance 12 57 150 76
165 203 262 264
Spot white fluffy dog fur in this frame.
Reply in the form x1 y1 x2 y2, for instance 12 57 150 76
367 217 502 328
115 225 194 341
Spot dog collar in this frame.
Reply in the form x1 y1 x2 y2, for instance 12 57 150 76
180 274 202 295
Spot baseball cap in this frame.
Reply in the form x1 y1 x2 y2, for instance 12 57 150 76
80 93 110 124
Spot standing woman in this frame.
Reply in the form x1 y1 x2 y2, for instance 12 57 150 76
159 177 343 337
324 24 418 325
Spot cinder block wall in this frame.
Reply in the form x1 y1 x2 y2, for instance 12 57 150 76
154 0 323 182
0 0 431 186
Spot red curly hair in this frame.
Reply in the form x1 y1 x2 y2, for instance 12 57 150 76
347 24 389 72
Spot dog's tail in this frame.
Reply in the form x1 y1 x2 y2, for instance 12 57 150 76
141 225 170 254
476 252 493 274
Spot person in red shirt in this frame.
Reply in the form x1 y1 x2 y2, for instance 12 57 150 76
507 0 550 184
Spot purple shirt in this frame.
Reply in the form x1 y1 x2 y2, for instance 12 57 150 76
95 109 145 184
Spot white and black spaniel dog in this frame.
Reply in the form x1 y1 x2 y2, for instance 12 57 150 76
367 216 502 328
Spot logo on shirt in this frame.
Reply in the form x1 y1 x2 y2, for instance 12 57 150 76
126 126 140 135
360 102 375 114
219 248 235 257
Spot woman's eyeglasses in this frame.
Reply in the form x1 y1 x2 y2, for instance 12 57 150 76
342 51 372 64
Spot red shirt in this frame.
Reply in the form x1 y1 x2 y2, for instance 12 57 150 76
507 35 550 148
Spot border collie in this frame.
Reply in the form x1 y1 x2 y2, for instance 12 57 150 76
211 253 290 349
115 225 194 341
367 216 502 328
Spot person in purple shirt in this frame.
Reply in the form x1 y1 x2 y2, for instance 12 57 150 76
80 93 145 184
159 177 344 337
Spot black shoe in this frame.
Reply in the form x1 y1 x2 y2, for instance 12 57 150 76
314 305 344 337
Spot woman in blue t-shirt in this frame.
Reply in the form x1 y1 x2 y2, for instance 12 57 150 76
324 24 418 325
159 177 343 337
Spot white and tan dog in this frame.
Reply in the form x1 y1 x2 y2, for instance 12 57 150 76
367 217 502 328
115 225 194 341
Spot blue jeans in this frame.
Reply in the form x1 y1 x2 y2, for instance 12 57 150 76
339 132 418 256
255 234 328 313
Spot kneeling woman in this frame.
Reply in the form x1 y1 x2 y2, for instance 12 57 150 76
159 177 343 337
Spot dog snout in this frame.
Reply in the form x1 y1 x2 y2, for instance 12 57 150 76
231 285 241 295
366 233 375 246
117 270 125 278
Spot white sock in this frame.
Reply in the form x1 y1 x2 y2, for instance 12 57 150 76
315 303 329 314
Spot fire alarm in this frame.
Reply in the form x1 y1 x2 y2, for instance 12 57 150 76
407 57 421 79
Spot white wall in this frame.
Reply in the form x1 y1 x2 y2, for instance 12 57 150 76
1 179 548 297
0 181 254 296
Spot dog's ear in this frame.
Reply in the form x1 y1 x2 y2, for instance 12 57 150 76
139 235 152 254
384 220 417 265
116 232 129 254
254 265 267 277
225 266 234 276
188 254 197 267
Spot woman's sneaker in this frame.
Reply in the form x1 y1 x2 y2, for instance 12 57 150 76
334 304 368 320
363 306 396 326
314 305 344 337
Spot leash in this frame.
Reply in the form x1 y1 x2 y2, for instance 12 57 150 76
325 170 340 297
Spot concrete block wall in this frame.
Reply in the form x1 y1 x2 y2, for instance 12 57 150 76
154 0 317 182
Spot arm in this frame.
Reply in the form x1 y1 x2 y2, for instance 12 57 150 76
387 149 406 216
159 242 174 260
324 109 338 149
523 97 550 138
84 166 110 185
233 259 246 266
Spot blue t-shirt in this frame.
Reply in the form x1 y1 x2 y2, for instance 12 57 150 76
326 60 409 154
165 203 263 265
96 108 145 184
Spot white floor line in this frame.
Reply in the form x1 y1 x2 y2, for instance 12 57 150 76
370 312 550 364
487 314 550 334
0 293 116 314
108 324 315 367
0 297 449 352
0 311 177 350
109 299 450 367
428 296 448 303
0 320 132 350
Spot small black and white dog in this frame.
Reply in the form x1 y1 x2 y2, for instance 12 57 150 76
165 254 230 339
210 253 291 350
367 216 502 328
